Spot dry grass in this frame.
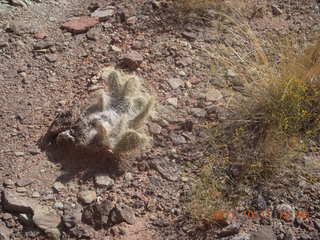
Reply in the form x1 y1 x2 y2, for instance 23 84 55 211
171 0 225 14
188 4 320 221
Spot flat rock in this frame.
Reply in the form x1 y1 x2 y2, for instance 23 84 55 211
9 0 27 8
82 200 113 229
91 7 115 21
170 133 187 145
2 190 35 214
33 207 61 240
167 78 184 89
110 203 135 225
167 97 178 107
95 174 114 189
53 182 65 192
151 158 180 182
16 179 33 187
250 226 275 240
190 108 207 118
61 17 99 34
78 190 97 204
205 88 223 102
121 51 143 70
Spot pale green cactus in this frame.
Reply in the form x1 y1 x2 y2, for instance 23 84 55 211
55 67 155 155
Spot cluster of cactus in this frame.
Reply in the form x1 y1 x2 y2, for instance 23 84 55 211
56 66 154 154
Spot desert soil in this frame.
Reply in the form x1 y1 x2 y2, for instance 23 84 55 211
0 0 320 240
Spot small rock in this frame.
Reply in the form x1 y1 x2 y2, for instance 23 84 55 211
63 207 82 229
14 151 24 157
78 190 97 204
167 97 178 107
9 0 27 8
148 123 162 135
91 7 115 21
127 16 137 25
53 201 64 210
45 54 58 63
110 45 122 52
3 179 15 188
33 207 61 240
32 191 41 198
251 226 276 240
167 78 184 89
124 172 133 182
61 17 99 34
190 108 206 118
182 31 197 41
226 69 237 78
82 200 113 229
88 2 101 12
181 177 188 182
86 29 98 41
110 203 135 225
151 158 180 182
121 51 143 70
217 224 240 238
272 5 282 16
205 88 223 102
170 133 186 145
34 32 47 39
276 204 295 222
2 190 35 214
53 182 65 192
231 234 250 240
33 41 54 50
16 179 33 187
95 174 114 189
16 187 27 193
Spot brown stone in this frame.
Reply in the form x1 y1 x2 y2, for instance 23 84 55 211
34 32 47 39
121 51 143 70
61 17 99 34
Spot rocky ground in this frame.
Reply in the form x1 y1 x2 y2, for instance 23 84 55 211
0 0 320 240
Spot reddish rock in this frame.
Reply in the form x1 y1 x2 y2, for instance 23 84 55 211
61 17 99 34
34 32 47 39
121 51 143 70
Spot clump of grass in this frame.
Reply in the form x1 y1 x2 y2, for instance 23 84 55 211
187 160 230 223
211 39 320 183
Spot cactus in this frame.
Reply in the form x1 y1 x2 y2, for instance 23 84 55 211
55 67 154 155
